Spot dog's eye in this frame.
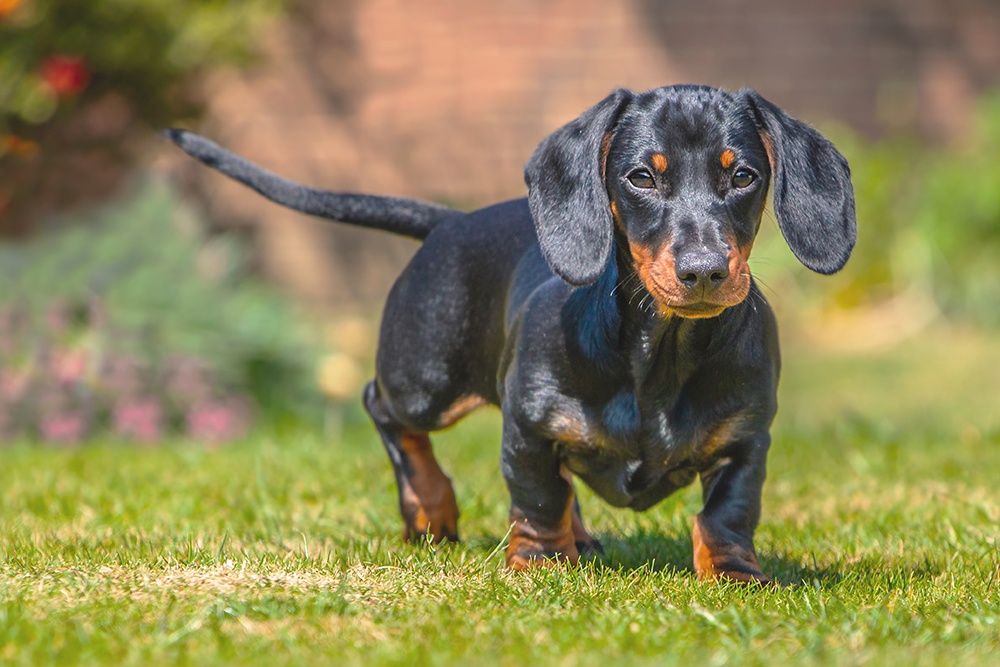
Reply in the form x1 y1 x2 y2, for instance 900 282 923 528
627 169 656 189
732 169 756 189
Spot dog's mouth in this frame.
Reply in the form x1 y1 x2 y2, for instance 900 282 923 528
640 265 752 319
628 239 753 319
649 281 746 319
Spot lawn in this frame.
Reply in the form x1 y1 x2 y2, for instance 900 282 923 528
2 326 999 666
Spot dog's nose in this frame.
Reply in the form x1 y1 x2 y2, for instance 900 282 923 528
675 252 730 291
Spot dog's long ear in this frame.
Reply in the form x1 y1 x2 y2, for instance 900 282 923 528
525 89 632 286
743 90 857 274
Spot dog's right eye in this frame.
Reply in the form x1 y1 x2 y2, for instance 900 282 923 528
732 168 756 189
627 169 656 189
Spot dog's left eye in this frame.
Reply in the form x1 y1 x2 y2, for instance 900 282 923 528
627 169 656 189
732 169 756 189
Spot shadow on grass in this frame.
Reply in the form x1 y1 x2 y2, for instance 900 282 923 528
465 530 944 588
592 530 694 575
585 531 824 583
590 533 945 588
468 529 833 584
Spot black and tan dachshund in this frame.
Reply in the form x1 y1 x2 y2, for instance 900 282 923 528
166 84 855 584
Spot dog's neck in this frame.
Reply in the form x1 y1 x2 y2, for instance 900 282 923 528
612 245 698 395
565 244 744 404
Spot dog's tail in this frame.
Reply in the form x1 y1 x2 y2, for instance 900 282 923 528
163 129 458 241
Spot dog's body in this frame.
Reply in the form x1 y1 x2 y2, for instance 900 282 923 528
168 85 855 584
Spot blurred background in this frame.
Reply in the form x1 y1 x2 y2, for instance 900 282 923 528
1 0 999 446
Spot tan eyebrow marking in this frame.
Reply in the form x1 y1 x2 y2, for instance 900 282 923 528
651 153 668 173
720 149 736 169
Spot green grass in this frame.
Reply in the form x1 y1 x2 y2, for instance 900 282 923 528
2 327 999 666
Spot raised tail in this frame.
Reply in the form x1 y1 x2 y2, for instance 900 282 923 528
163 129 458 240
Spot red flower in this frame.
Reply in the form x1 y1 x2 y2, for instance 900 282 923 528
40 55 90 97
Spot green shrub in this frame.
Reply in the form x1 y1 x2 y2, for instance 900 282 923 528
753 90 1000 327
0 0 282 133
0 179 323 443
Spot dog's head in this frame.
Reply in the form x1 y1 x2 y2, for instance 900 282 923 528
525 85 856 318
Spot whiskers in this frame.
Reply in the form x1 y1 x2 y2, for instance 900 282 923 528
611 271 656 313
636 292 657 314
626 276 658 314
742 272 773 314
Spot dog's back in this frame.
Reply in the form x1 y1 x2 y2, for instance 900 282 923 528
374 199 539 429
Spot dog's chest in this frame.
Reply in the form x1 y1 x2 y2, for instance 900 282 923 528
547 388 735 510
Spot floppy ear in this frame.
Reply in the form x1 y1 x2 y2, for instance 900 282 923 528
524 89 633 286
743 90 857 274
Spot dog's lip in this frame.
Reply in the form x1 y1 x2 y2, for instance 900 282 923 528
667 302 729 318
645 276 731 318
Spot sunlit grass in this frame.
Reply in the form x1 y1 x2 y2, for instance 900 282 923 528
2 327 999 665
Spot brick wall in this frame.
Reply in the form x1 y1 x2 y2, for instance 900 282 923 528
173 0 1000 305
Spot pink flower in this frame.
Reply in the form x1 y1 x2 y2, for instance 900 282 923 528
164 356 214 408
100 354 144 396
186 397 252 444
49 348 88 385
112 396 163 444
0 367 30 402
39 410 89 445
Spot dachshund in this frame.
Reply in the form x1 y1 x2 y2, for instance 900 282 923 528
166 84 856 583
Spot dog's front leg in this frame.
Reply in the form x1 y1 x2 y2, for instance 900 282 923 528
693 436 772 584
500 414 579 569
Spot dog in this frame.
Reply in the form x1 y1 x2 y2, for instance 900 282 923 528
166 84 856 584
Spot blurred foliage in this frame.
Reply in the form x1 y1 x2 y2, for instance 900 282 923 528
755 90 1000 327
0 0 282 134
0 180 324 441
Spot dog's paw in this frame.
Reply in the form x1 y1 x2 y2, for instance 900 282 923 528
692 514 773 586
697 565 774 586
505 545 580 570
399 482 460 544
504 519 580 570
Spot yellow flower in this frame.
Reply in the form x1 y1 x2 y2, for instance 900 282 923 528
0 0 21 19
2 135 39 157
317 353 363 401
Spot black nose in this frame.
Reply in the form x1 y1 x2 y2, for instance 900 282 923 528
675 252 730 291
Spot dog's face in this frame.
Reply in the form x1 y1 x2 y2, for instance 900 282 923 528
605 89 770 318
525 86 856 317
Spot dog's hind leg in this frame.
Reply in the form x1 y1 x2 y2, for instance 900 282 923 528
363 381 460 543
